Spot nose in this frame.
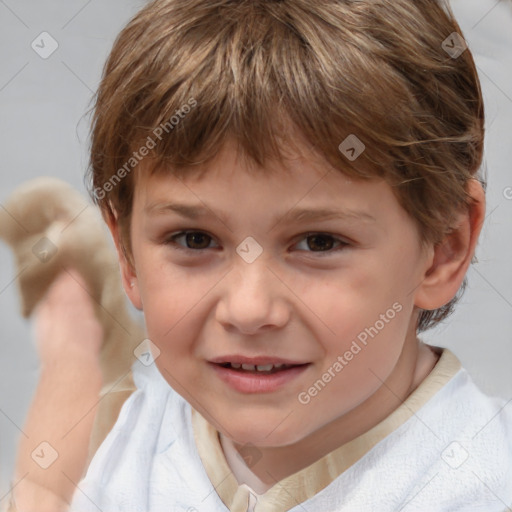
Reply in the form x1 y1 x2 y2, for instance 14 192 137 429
215 257 291 335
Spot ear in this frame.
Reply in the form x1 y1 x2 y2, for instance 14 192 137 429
414 178 485 311
105 212 143 311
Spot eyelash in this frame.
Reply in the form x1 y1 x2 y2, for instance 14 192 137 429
164 230 350 256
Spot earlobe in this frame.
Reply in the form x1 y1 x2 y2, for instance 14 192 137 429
105 213 143 311
414 178 485 311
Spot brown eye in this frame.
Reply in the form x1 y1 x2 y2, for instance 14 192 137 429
295 232 349 255
183 232 212 249
306 234 335 251
166 231 216 251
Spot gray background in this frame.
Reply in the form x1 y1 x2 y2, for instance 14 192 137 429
0 0 511 501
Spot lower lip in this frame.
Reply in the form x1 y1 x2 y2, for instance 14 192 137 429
209 363 310 393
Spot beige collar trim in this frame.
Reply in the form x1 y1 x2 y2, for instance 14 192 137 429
191 346 461 512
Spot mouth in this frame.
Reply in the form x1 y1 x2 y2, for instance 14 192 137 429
214 361 308 374
208 356 311 393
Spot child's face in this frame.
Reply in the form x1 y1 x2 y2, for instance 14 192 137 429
125 139 433 447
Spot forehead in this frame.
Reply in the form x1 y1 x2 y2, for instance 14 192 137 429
138 136 360 191
133 140 413 237
135 138 367 205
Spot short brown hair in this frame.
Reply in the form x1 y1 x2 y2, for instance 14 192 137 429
87 0 485 332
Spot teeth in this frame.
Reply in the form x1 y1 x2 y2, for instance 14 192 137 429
229 362 289 372
256 364 273 371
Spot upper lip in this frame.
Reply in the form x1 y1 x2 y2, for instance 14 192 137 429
208 355 310 366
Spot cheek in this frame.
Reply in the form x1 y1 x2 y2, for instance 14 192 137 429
307 260 403 338
131 246 215 410
307 304 409 415
307 259 411 387
136 253 215 353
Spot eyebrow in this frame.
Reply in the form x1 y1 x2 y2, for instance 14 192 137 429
144 201 376 225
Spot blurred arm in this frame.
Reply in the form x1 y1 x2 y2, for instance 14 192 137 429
7 269 104 512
